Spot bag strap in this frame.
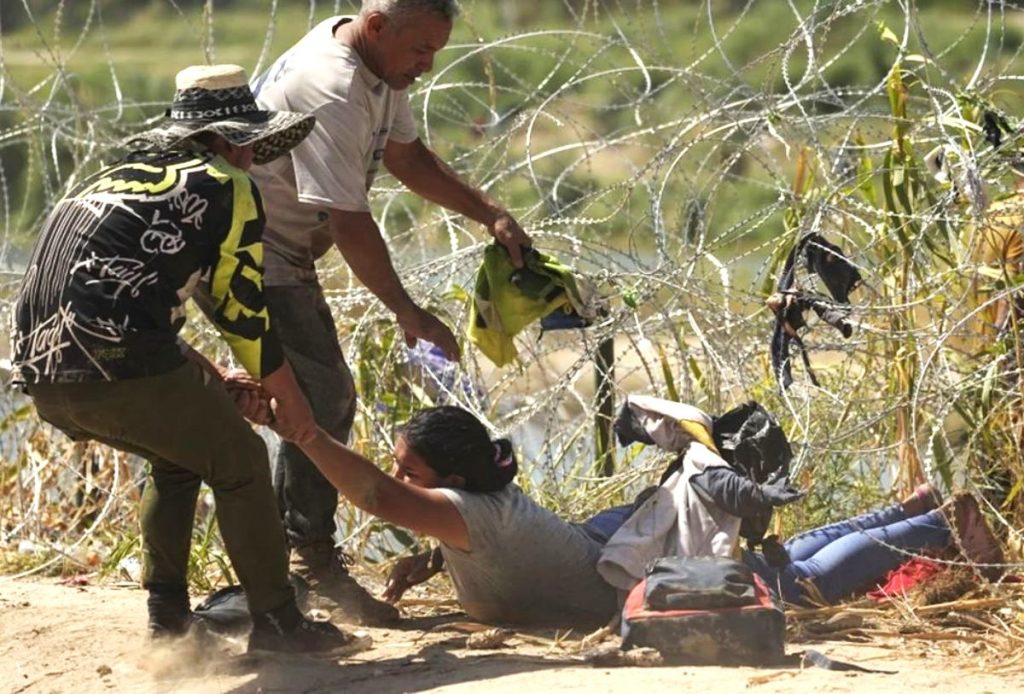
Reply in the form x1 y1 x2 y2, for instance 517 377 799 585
797 649 896 674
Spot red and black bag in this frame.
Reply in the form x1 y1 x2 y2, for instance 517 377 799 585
621 556 785 665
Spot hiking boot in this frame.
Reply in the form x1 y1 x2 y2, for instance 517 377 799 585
291 542 399 626
939 492 1005 581
248 598 364 654
147 584 192 640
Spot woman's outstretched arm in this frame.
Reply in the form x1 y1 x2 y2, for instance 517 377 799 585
299 428 470 550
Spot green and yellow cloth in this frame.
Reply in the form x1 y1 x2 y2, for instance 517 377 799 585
468 244 590 367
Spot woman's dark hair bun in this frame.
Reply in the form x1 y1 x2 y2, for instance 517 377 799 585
490 437 518 489
401 406 517 492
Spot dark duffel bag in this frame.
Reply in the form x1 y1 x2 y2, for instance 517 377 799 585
621 556 785 665
192 574 310 635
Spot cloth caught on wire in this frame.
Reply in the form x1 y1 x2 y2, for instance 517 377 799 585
769 232 861 389
468 244 596 367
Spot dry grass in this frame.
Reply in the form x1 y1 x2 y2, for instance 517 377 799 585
788 581 1024 672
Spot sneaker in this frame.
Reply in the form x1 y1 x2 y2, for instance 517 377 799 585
248 599 365 654
939 492 1005 581
290 542 399 626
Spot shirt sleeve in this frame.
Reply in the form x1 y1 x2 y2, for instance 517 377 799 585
436 487 505 554
688 467 772 519
207 172 285 379
290 100 374 213
389 89 419 144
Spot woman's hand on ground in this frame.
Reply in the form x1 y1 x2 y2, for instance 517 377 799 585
383 550 443 603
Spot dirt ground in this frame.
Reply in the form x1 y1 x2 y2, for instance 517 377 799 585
0 576 1018 694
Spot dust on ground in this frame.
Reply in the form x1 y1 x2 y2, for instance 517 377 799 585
1 576 1017 693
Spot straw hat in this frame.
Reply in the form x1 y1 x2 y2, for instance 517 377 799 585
122 64 314 165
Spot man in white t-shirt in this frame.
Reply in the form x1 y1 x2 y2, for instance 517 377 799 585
249 0 531 625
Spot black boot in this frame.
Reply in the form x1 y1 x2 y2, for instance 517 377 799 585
147 584 192 639
290 542 399 626
248 598 362 654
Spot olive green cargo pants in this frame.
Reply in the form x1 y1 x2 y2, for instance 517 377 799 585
28 362 292 613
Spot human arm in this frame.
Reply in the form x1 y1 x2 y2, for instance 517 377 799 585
328 209 460 360
198 174 314 440
178 342 272 425
296 428 470 549
218 368 272 425
689 468 804 518
205 173 287 381
384 137 531 267
259 361 317 444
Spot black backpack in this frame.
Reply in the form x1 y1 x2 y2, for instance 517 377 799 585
714 401 793 552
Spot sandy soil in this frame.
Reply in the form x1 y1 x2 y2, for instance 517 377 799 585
0 576 1017 694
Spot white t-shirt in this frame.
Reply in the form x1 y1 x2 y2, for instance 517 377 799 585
437 485 619 628
249 15 419 285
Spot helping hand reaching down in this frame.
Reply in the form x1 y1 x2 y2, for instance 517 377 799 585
488 212 532 269
396 304 461 362
220 366 317 444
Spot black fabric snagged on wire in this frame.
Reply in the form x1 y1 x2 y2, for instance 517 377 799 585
771 233 861 389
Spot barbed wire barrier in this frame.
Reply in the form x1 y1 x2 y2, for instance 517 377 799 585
1 0 1022 593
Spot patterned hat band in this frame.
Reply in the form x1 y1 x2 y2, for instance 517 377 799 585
121 65 315 166
167 86 261 123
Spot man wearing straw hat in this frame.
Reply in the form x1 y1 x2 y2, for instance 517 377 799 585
11 64 357 653
247 0 532 624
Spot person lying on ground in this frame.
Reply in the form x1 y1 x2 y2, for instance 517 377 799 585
742 486 1005 606
10 64 354 653
270 405 1005 627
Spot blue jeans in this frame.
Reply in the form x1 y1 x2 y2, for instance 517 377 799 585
265 284 356 547
742 504 951 605
582 504 635 544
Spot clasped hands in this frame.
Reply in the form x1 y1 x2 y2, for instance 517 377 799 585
220 369 272 424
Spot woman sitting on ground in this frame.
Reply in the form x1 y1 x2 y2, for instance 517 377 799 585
289 406 1004 626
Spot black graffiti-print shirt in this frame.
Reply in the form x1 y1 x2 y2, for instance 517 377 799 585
11 148 284 384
